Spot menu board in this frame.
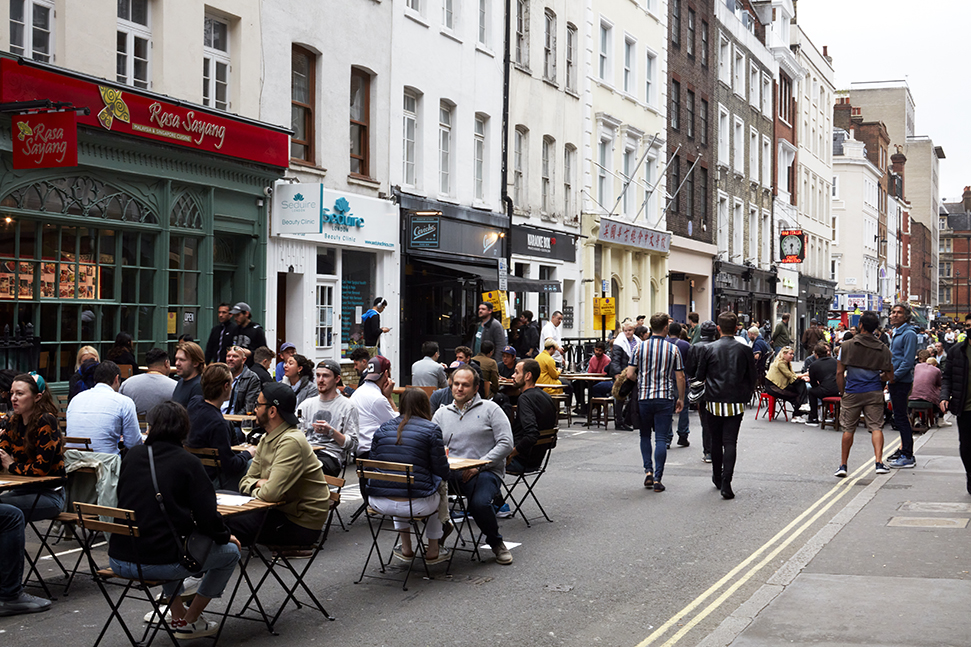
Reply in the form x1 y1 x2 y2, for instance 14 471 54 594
0 260 98 300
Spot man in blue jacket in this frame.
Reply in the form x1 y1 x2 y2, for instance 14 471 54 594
887 303 918 468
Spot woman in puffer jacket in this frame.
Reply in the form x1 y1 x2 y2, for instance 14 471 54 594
367 388 450 563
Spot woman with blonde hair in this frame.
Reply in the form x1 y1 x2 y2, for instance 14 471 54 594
765 346 810 419
69 345 101 401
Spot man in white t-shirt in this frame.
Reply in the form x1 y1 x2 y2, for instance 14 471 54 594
540 311 564 365
349 355 397 457
298 359 359 476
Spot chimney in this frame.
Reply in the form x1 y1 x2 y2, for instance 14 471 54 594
963 186 971 213
822 45 832 64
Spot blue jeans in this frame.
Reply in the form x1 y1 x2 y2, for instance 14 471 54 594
677 404 690 438
888 381 915 456
109 541 240 599
638 399 675 482
451 470 503 549
0 503 25 600
0 488 65 522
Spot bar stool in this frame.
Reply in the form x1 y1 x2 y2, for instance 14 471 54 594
551 394 572 426
820 396 841 431
587 397 613 428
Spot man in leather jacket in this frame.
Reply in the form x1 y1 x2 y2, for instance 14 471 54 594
694 311 756 500
686 320 718 463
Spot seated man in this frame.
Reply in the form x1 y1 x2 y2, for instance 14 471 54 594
172 341 205 408
0 504 51 616
805 343 839 426
911 352 942 428
299 360 359 477
343 347 372 397
411 341 448 389
231 383 331 546
430 361 462 411
224 346 262 416
472 340 501 398
250 346 276 385
507 359 557 474
497 346 521 403
454 346 486 397
536 338 572 407
432 366 514 565
66 360 141 455
118 347 176 416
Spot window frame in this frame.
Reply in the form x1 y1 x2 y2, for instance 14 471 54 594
478 0 488 45
671 0 680 47
349 68 371 179
117 0 152 90
565 23 578 93
544 9 557 82
670 79 680 131
623 37 635 96
514 126 527 206
515 0 529 68
202 15 231 112
564 144 576 222
686 89 695 139
700 20 708 67
474 114 487 202
686 8 695 58
599 20 612 83
645 49 657 107
438 101 454 196
541 136 555 215
699 98 708 146
290 45 316 164
9 0 54 62
402 90 419 187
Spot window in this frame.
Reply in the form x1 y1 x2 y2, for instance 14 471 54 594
478 0 488 45
733 115 744 175
718 35 730 85
699 166 709 222
762 135 771 188
203 16 230 111
564 145 576 221
599 22 612 82
779 73 793 124
474 115 486 201
622 147 635 216
699 99 708 146
402 91 418 186
117 0 151 89
643 155 658 221
718 104 729 166
670 80 680 131
749 127 758 182
623 38 634 95
717 193 729 252
542 136 554 214
438 101 453 195
733 48 744 96
686 90 695 139
685 162 694 217
9 0 53 62
406 0 419 11
732 200 743 261
686 9 695 57
566 23 578 92
671 0 680 47
701 21 708 67
542 10 556 82
748 206 758 261
316 284 334 348
669 154 680 214
516 0 529 67
749 63 759 107
598 137 611 204
291 46 315 162
761 74 772 116
514 127 527 205
443 0 453 29
645 50 657 106
762 210 771 264
349 68 370 177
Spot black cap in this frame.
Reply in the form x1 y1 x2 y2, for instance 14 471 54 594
261 382 298 426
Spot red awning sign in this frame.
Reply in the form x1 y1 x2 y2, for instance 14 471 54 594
12 110 78 169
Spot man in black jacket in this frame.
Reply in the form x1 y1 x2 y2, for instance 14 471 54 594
517 311 540 358
694 311 756 500
507 359 557 473
686 320 718 463
231 302 267 367
939 332 971 495
805 343 839 426
205 302 237 364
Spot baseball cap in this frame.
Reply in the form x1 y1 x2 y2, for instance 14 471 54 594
230 302 251 315
362 356 391 382
279 342 296 353
501 345 517 356
446 360 465 373
260 382 298 426
317 359 343 382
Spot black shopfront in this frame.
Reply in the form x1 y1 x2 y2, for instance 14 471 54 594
399 194 508 382
712 260 778 327
797 275 837 346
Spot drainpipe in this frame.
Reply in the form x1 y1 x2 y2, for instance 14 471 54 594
501 0 514 273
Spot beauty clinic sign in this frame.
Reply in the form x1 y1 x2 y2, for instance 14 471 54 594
12 111 78 169
1 59 289 167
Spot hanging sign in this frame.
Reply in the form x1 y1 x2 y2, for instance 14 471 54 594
12 111 78 169
779 229 806 264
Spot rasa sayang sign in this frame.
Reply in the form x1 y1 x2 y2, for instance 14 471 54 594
12 111 78 169
272 183 397 251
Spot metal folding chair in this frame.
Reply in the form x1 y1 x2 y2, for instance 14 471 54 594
501 427 558 527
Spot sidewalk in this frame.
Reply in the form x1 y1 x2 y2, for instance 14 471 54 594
699 423 971 647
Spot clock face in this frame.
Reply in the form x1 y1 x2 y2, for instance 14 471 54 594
782 234 803 256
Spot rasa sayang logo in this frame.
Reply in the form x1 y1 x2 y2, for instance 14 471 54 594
321 197 365 232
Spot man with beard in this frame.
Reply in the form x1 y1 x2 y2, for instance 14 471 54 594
507 359 556 474
231 302 267 367
473 302 508 356
172 341 205 408
224 346 261 416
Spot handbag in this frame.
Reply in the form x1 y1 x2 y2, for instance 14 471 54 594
687 379 706 404
148 445 214 574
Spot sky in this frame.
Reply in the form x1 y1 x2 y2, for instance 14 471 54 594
796 0 970 202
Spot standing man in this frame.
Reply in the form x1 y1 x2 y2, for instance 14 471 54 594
770 313 793 355
608 323 638 431
231 302 267 367
887 302 919 469
362 298 390 356
748 327 771 365
694 312 756 499
299 360 359 477
625 313 686 493
349 356 397 459
540 311 565 366
411 341 448 388
517 311 541 358
473 302 507 357
507 359 557 473
833 311 894 477
432 366 514 564
119 347 176 416
666 322 692 447
66 361 141 455
686 320 718 463
687 312 702 344
205 302 237 364
805 343 840 426
801 319 824 359
224 346 261 416
940 326 971 494
172 341 205 408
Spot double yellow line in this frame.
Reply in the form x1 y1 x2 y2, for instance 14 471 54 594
635 452 890 647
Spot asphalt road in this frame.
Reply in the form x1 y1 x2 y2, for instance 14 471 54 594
5 407 886 647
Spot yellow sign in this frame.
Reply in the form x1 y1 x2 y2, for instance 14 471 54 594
481 291 510 329
594 297 616 316
593 314 616 331
167 311 177 334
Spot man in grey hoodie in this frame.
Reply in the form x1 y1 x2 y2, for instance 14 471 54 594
432 366 515 565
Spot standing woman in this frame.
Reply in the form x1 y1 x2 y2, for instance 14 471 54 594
765 347 810 419
362 297 390 356
0 375 65 519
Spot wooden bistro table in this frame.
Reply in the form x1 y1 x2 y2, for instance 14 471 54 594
223 414 257 423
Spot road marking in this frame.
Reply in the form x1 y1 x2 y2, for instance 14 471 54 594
634 452 884 647
39 540 107 560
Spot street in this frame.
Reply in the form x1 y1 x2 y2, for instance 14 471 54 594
5 407 955 647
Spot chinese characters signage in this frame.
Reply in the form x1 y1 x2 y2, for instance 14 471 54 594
12 110 77 169
598 218 671 253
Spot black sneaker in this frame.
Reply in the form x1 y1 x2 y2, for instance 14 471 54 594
0 592 51 617
887 448 903 462
677 435 690 447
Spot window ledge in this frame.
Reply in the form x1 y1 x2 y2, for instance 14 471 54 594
437 195 460 205
476 43 495 58
514 62 531 75
440 28 462 44
347 174 381 190
472 200 493 211
404 9 429 28
289 159 327 177
543 77 559 90
565 88 580 100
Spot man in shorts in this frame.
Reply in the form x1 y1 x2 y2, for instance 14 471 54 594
834 311 895 477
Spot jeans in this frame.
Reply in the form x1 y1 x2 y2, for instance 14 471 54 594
109 541 240 599
226 509 322 547
676 404 690 438
887 381 915 456
638 399 675 482
590 381 613 398
0 487 65 522
0 503 25 600
709 413 743 487
450 470 503 548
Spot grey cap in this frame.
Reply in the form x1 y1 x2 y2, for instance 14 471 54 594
230 302 251 314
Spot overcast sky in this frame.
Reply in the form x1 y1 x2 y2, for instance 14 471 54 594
796 0 969 202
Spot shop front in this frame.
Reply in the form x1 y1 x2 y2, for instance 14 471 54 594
668 235 717 323
712 260 777 329
0 57 288 384
268 183 399 371
797 274 837 348
400 194 507 380
509 224 575 331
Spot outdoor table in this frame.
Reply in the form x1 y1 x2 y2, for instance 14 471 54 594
224 414 257 423
232 443 325 453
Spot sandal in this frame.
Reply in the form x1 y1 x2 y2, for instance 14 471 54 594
392 546 415 562
643 472 654 488
423 547 451 565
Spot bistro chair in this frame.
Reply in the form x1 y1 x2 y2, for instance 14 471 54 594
184 446 223 487
501 428 558 527
20 476 86 600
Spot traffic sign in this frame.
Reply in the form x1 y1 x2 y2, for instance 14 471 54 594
594 297 615 316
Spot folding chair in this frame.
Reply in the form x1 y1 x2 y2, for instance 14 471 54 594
22 510 88 599
501 427 558 527
74 503 184 647
184 446 222 487
230 475 342 634
354 459 437 591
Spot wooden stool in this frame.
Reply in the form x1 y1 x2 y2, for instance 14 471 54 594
551 394 572 426
820 396 841 431
908 400 935 433
587 397 613 428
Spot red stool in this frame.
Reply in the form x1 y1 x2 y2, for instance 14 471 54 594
756 391 789 421
820 396 841 431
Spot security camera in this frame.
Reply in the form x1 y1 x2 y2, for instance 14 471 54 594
263 186 274 197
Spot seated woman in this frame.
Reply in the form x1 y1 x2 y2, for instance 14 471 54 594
368 388 450 563
283 354 316 405
0 374 65 521
765 347 810 418
108 402 241 640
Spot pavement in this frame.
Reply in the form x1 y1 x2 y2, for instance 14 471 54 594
696 421 971 647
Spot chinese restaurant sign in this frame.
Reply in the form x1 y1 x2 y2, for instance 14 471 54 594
1 59 288 167
12 110 77 169
598 217 671 253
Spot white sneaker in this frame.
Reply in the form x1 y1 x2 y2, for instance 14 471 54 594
144 576 202 622
172 613 220 640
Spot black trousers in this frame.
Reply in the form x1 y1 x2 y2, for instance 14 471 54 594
807 385 840 421
226 508 321 547
767 380 808 411
698 405 712 455
957 412 971 492
709 413 743 487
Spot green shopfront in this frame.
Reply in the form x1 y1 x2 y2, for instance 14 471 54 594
0 58 288 384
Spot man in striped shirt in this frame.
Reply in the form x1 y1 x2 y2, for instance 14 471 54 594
625 313 685 492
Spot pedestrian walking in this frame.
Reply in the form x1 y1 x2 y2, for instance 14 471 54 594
770 313 793 355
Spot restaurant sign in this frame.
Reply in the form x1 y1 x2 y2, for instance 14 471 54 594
12 110 78 169
779 229 806 264
598 217 671 253
1 59 289 167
